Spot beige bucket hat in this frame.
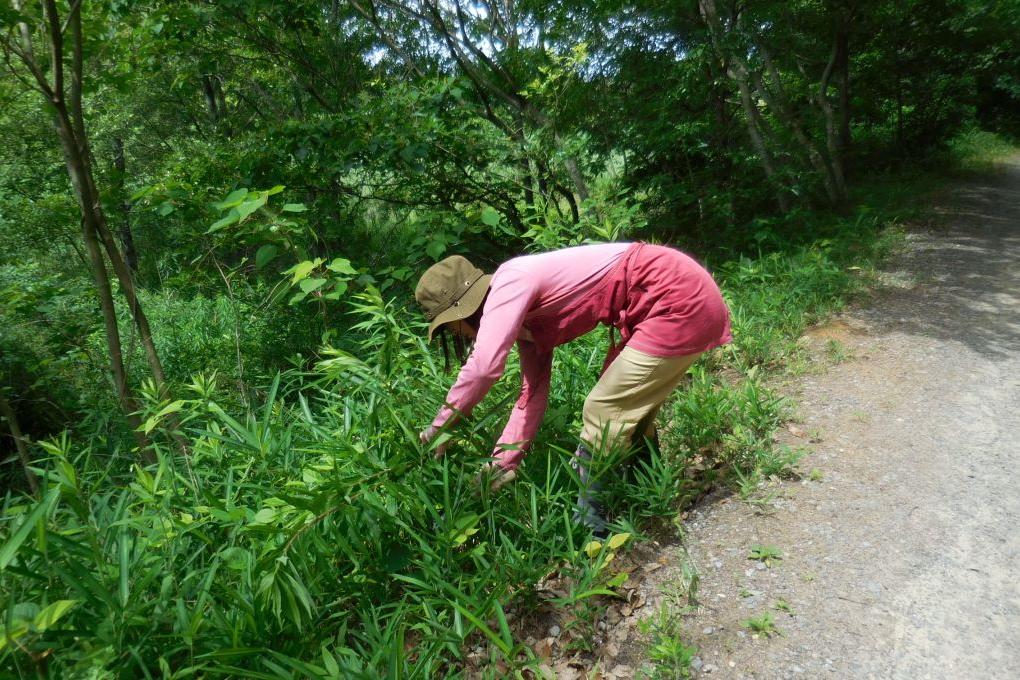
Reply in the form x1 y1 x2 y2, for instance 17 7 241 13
414 255 492 342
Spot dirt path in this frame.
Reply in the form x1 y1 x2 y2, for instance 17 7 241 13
644 159 1020 679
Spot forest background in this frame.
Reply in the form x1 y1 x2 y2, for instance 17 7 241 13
0 0 1018 677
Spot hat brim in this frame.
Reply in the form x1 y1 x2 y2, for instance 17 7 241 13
426 274 492 342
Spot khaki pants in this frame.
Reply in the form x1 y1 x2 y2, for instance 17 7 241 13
580 346 702 454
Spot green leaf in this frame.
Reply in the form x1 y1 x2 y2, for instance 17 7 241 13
448 601 512 656
118 531 130 606
607 532 631 551
322 282 347 300
236 193 269 222
289 291 308 305
255 244 279 270
249 508 277 525
326 258 357 275
281 203 308 213
480 206 500 226
214 188 248 210
606 572 629 588
321 646 340 677
156 202 175 216
208 208 240 233
142 399 186 434
426 239 446 260
129 185 155 201
265 185 285 195
299 278 327 294
285 258 323 284
0 622 28 651
0 488 59 571
214 187 247 208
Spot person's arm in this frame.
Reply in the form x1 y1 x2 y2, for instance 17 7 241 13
430 266 538 432
492 341 553 471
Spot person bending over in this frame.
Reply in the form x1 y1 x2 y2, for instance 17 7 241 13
415 242 732 533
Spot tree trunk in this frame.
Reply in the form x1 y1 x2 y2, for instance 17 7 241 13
557 137 590 206
50 102 144 445
513 114 536 210
811 39 849 208
558 184 580 224
12 0 164 461
836 27 852 169
201 74 220 122
700 0 847 207
895 71 904 148
80 212 148 453
0 391 39 495
733 67 790 213
756 47 846 206
61 8 169 396
699 0 789 212
112 138 139 274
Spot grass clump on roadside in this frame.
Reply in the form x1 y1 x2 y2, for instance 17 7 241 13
742 613 782 638
944 129 1018 172
748 545 784 567
637 603 699 679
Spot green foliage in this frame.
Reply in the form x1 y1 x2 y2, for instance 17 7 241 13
637 603 697 679
742 612 781 638
0 311 593 676
774 599 795 616
945 129 1019 171
1 0 1017 672
748 545 783 567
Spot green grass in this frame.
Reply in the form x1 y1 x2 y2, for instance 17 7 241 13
5 134 1013 676
774 599 795 616
637 603 698 679
0 243 895 676
945 129 1018 172
742 612 781 638
748 545 783 567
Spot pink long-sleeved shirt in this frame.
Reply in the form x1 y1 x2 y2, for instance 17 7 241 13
430 243 731 470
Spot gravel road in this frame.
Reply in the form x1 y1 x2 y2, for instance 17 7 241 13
670 158 1020 679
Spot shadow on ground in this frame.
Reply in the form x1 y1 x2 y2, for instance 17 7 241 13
860 160 1020 358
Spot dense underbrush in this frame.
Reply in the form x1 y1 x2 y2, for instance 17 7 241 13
0 167 940 677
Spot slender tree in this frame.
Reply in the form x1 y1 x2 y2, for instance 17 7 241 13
2 0 174 456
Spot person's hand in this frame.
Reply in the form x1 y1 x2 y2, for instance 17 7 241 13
419 425 448 459
475 462 517 494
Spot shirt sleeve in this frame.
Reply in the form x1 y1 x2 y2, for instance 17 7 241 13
492 341 553 471
431 266 538 430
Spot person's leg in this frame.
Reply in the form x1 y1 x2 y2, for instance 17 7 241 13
573 347 702 532
629 404 663 470
582 346 702 454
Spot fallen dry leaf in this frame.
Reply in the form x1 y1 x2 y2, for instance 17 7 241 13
554 662 581 680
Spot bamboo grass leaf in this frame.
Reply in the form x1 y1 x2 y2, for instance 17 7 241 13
0 488 59 571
